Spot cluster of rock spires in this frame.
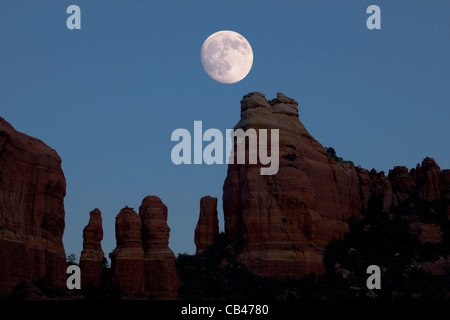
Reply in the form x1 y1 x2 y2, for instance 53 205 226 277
0 91 448 298
80 197 180 298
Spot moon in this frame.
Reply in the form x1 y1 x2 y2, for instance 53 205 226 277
201 30 253 84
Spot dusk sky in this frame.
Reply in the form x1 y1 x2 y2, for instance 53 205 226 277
1 1 449 261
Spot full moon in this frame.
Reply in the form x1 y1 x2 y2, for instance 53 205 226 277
201 30 253 84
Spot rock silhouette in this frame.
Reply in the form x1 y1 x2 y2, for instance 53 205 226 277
195 196 219 254
80 208 104 288
139 196 180 299
108 197 179 298
110 207 145 294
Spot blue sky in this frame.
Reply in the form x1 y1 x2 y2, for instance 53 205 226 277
1 1 449 260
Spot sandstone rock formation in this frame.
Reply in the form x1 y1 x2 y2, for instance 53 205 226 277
222 93 449 280
359 168 393 212
139 196 179 299
417 157 442 202
0 117 66 294
388 166 416 206
109 197 179 298
386 158 446 244
110 207 145 294
1 94 447 298
80 209 104 288
223 92 363 279
388 157 443 206
195 196 219 254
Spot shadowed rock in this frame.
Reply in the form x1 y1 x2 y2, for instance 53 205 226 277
195 196 219 254
80 208 104 288
140 196 180 299
0 117 66 293
110 207 145 294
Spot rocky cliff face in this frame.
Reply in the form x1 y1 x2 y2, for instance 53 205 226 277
223 92 363 279
80 209 104 288
195 196 219 254
139 196 180 299
0 117 66 294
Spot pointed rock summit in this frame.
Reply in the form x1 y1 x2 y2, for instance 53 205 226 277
80 208 105 288
195 196 219 254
